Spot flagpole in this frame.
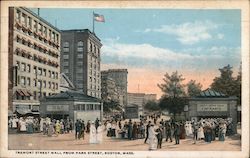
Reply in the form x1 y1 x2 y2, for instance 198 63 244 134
92 11 95 33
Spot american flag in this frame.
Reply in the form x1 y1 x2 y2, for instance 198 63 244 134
94 13 105 22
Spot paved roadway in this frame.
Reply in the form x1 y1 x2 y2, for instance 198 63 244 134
8 129 241 151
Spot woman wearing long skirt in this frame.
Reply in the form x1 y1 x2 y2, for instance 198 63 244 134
55 120 61 136
47 123 54 137
148 124 157 150
197 126 205 140
89 122 97 144
97 123 103 144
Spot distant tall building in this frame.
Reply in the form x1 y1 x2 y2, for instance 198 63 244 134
101 75 119 103
60 29 102 99
101 69 128 106
8 7 61 112
127 92 157 115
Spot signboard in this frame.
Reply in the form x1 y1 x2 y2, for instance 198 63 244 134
47 105 69 112
197 104 227 112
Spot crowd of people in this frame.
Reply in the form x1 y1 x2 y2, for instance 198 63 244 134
8 114 235 150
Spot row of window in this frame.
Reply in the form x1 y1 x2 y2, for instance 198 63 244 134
16 35 59 59
17 75 58 90
16 9 59 45
15 48 58 68
87 91 101 98
74 104 101 111
16 61 58 79
15 91 55 101
63 41 100 57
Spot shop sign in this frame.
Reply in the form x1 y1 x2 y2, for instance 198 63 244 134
197 104 227 112
47 105 69 111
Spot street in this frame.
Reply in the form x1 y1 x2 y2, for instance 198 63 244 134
8 130 241 151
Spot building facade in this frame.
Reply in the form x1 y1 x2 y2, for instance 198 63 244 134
127 93 157 116
101 69 128 107
59 73 75 92
61 29 102 99
8 7 61 113
187 89 237 134
40 91 103 122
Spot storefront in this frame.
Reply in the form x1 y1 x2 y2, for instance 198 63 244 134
187 89 237 134
40 91 103 122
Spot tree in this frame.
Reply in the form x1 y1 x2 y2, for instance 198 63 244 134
187 80 202 97
157 71 187 118
210 64 241 105
158 97 187 118
144 100 160 111
210 65 235 96
103 100 121 112
158 71 186 98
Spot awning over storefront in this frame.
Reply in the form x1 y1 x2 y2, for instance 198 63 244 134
16 89 32 97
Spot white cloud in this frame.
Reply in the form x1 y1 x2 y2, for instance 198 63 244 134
143 20 218 45
102 38 240 70
102 38 196 61
217 33 224 39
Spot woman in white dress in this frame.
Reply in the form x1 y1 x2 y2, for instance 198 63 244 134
148 124 157 150
197 125 205 140
12 117 18 129
89 122 97 144
40 118 44 132
96 123 103 144
20 118 27 132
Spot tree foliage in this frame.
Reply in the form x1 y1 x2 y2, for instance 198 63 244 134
158 97 187 117
144 100 160 111
187 80 202 97
158 71 186 98
211 65 241 103
158 71 187 118
103 100 121 112
210 64 241 104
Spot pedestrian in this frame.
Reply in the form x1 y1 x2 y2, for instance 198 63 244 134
174 123 181 145
148 124 157 150
128 119 133 140
86 120 90 133
97 123 103 144
144 121 151 143
75 120 81 140
192 122 198 144
55 120 61 136
197 125 205 140
165 121 172 142
95 118 99 130
132 122 137 140
89 121 97 144
81 120 85 139
156 127 163 149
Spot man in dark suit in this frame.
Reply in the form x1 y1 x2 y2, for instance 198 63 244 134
174 123 181 144
144 121 151 143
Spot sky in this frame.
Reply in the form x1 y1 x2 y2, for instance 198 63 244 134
30 8 241 98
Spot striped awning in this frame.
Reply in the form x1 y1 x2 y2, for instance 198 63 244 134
16 89 25 96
